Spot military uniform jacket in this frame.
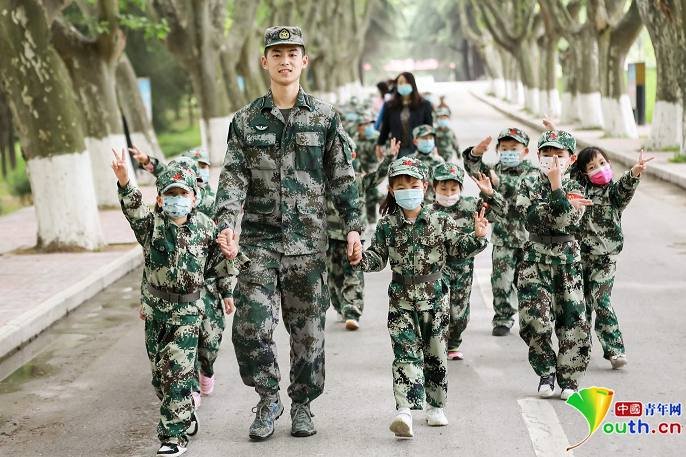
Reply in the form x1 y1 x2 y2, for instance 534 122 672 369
515 173 586 265
464 148 539 248
353 131 380 173
118 183 240 321
358 205 488 310
576 170 639 256
435 127 460 161
215 88 363 255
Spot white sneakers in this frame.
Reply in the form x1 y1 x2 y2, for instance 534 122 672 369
425 406 449 426
560 389 576 401
389 408 413 438
610 354 628 370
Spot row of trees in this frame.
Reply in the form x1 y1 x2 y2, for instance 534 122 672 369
450 0 685 156
0 0 381 251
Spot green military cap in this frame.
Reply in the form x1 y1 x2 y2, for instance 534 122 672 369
497 127 530 146
537 129 576 152
412 124 435 139
389 157 428 181
435 107 451 117
156 163 198 195
433 162 465 184
182 147 210 166
172 157 201 183
264 26 305 49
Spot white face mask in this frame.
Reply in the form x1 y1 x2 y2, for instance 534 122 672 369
435 193 460 207
539 156 567 174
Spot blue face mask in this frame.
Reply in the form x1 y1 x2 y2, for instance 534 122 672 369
394 188 424 210
416 139 435 154
345 112 358 122
397 84 413 96
163 194 193 218
198 168 210 184
364 125 377 139
499 150 521 168
437 119 450 128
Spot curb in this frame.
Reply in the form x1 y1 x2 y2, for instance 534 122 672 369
0 246 143 360
471 91 686 191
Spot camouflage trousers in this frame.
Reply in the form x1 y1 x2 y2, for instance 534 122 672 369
196 285 225 379
491 245 521 329
517 261 591 389
445 260 474 350
326 239 365 320
388 296 450 410
145 315 200 445
582 254 625 359
233 245 329 404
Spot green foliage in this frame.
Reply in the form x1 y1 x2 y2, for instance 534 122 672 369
158 123 201 158
669 154 686 164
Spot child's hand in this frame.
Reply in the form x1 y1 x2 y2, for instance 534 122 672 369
138 304 145 321
470 172 494 196
223 297 235 315
546 155 563 190
217 229 239 259
489 169 500 187
631 149 654 177
347 231 363 265
388 138 400 158
129 145 150 166
569 198 593 210
111 148 129 186
375 145 384 161
542 118 557 131
474 206 490 238
471 136 492 157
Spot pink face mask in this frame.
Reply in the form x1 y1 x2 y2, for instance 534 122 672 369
588 165 613 185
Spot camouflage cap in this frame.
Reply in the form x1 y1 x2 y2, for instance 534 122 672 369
264 26 305 49
433 162 465 184
156 163 198 195
497 127 530 146
355 109 375 124
537 129 576 152
412 124 435 139
435 107 451 117
182 147 210 166
389 157 428 181
172 157 201 183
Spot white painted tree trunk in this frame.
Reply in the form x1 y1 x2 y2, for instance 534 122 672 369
647 101 682 150
27 150 105 250
524 87 540 114
506 80 518 103
201 116 232 165
86 134 137 207
601 95 638 138
577 92 605 129
515 81 525 106
560 92 579 124
543 89 561 118
492 78 506 99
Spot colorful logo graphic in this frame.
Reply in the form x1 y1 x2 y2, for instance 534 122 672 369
565 386 615 450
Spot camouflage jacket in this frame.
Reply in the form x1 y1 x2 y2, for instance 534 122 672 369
464 148 539 248
327 151 394 241
147 158 216 217
352 131 380 173
515 173 586 265
215 88 363 255
405 151 445 203
358 205 488 310
118 182 241 322
435 127 460 162
575 170 639 256
432 191 506 273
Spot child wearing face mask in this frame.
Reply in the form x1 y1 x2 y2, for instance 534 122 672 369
432 163 505 360
408 124 444 203
112 151 244 455
348 157 489 438
434 108 461 163
571 146 653 370
352 110 383 225
464 128 539 337
515 130 595 401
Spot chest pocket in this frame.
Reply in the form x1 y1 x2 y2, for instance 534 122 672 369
245 132 278 169
295 131 324 170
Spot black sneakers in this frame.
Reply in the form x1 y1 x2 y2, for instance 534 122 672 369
157 442 187 457
492 325 510 336
538 374 556 398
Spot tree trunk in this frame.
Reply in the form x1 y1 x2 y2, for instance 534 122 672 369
0 0 104 250
516 39 540 114
576 27 605 128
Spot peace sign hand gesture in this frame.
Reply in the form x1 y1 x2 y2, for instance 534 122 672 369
111 148 129 186
631 149 654 178
474 206 490 238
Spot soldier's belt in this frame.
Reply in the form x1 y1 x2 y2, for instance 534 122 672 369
391 271 442 285
528 234 575 244
147 284 201 303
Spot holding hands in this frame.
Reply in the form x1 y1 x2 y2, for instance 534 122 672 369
217 229 239 259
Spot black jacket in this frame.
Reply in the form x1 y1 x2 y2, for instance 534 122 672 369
376 98 434 148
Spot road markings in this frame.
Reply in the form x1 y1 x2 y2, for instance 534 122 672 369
518 398 575 457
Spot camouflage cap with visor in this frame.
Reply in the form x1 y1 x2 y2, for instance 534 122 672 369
433 162 465 184
497 127 530 146
412 124 435 139
389 157 428 181
537 129 576 153
264 26 305 50
156 163 198 195
182 147 210 166
435 107 451 117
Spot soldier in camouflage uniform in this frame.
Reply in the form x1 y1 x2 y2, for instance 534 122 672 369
214 26 363 441
326 139 398 330
572 146 651 369
352 109 383 224
407 124 444 204
350 157 489 438
111 152 240 457
463 128 539 336
514 130 593 401
434 107 460 163
432 163 506 360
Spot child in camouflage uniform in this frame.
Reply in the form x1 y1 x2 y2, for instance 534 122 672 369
572 146 653 370
350 157 489 438
432 163 506 360
434 108 460 163
463 128 539 336
514 130 593 401
408 124 445 203
111 150 241 457
326 138 399 330
352 109 383 225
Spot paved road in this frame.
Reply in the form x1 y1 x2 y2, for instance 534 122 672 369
1 82 684 457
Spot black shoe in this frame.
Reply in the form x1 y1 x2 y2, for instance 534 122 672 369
492 325 510 336
248 397 284 441
157 442 187 456
538 374 556 398
291 403 316 437
186 412 198 437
